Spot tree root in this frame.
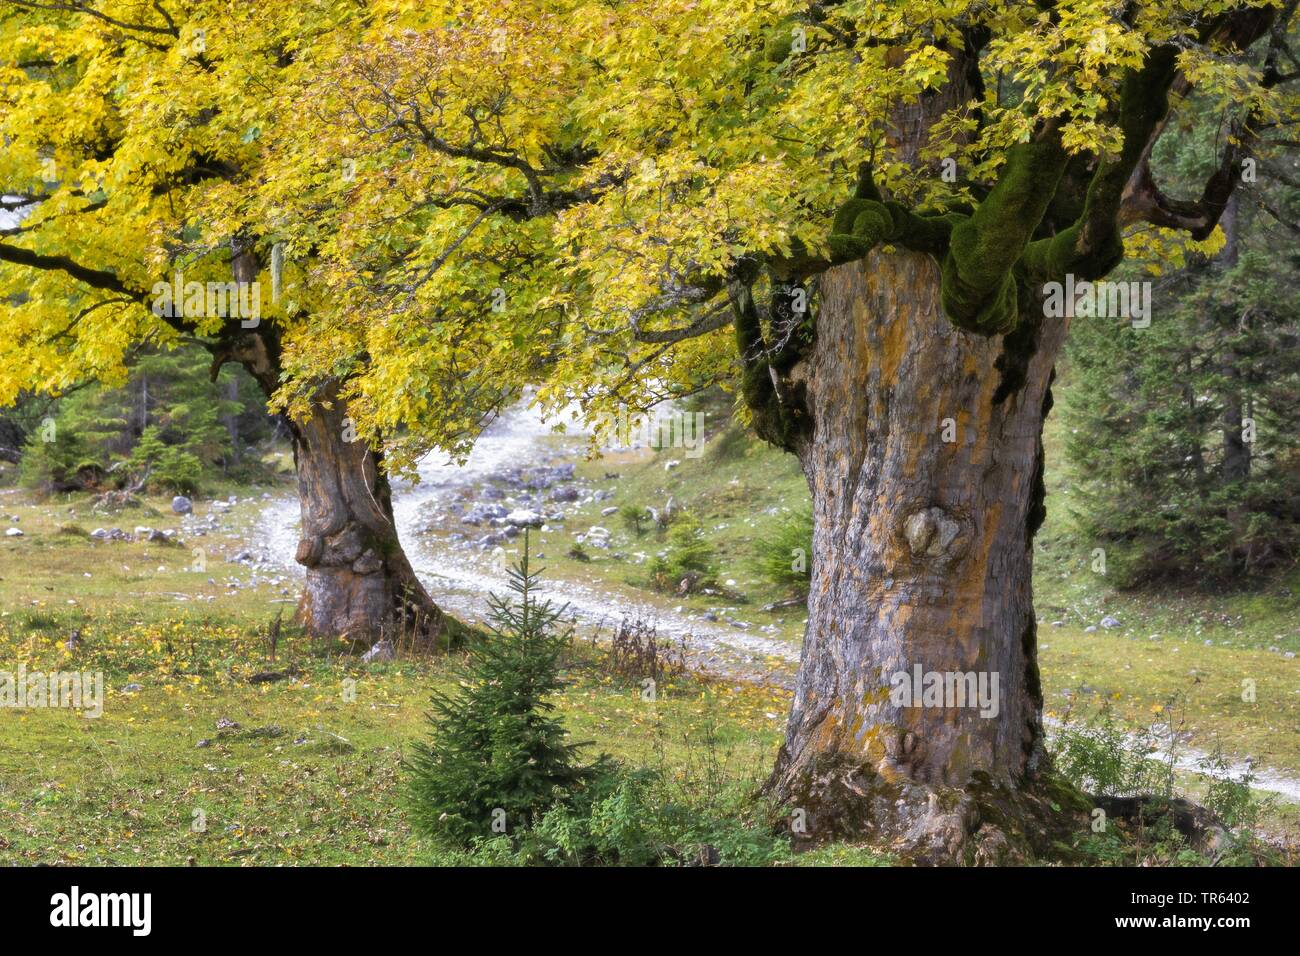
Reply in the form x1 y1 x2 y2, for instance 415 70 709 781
771 752 1096 865
769 750 1241 865
1092 794 1231 861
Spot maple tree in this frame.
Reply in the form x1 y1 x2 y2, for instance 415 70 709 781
271 0 1295 861
5 0 1297 860
0 0 451 645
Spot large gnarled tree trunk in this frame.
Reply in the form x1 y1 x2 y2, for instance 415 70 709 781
220 321 446 650
766 253 1082 864
290 384 446 646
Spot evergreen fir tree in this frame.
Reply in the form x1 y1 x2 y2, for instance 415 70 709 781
406 533 601 845
1059 98 1300 585
17 345 275 493
1061 223 1300 583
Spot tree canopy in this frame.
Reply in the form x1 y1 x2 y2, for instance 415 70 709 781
3 0 1295 465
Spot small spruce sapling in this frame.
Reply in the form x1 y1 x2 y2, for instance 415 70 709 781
406 532 603 845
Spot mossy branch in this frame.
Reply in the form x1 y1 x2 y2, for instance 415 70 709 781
821 146 1072 337
825 163 959 266
729 269 811 453
938 136 1070 335
1023 47 1179 285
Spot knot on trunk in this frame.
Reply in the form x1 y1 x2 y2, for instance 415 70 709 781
295 535 324 568
902 507 966 566
331 526 365 564
883 728 924 769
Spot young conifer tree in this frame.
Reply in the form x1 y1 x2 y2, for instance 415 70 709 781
406 532 600 845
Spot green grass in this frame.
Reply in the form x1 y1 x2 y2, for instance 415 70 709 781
2 415 1297 865
0 602 803 865
0 485 293 621
1036 415 1300 656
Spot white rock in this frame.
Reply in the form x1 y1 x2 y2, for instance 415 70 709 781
4 527 22 537
505 509 545 528
361 640 395 663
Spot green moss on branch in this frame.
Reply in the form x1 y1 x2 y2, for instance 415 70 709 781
940 140 1069 335
1023 47 1178 285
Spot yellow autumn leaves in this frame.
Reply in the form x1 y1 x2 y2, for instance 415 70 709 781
1 0 1285 466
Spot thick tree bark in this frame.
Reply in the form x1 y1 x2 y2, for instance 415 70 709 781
289 384 447 648
768 251 1081 863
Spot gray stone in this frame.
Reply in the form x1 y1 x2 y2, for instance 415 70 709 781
463 502 509 526
171 495 193 515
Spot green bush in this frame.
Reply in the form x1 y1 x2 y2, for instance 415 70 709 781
425 762 792 867
1051 708 1165 798
124 426 204 494
753 506 812 596
1052 703 1273 865
648 513 717 594
618 503 648 536
18 426 102 493
521 767 791 866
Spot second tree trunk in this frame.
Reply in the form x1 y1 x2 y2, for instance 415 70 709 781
290 387 447 648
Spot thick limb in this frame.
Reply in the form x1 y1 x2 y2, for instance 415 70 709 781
1024 47 1180 284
